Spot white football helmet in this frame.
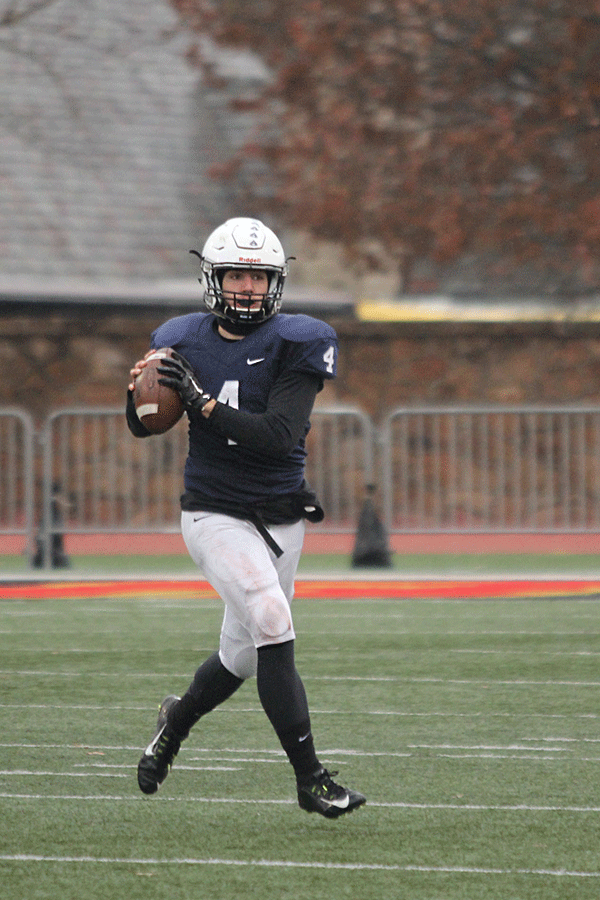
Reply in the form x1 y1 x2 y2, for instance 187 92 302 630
193 217 288 325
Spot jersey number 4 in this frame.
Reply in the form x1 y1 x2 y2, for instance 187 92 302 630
217 380 239 445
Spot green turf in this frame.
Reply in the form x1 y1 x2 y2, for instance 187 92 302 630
2 592 600 898
3 551 600 576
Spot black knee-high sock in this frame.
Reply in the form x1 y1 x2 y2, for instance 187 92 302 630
167 651 243 738
256 640 320 783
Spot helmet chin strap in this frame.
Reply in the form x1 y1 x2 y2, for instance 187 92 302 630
217 315 266 336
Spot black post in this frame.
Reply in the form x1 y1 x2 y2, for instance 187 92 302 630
351 483 392 568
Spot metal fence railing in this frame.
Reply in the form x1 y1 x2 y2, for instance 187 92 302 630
41 407 189 539
38 405 373 551
305 405 374 532
0 408 35 553
381 405 600 533
4 404 600 567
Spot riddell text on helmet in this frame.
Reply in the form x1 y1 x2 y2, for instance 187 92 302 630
238 257 261 263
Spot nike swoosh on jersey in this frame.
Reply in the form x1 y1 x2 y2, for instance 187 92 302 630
247 357 265 365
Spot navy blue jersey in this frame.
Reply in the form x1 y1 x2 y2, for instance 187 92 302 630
151 313 338 503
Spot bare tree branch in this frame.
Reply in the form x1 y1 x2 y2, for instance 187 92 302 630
0 0 59 28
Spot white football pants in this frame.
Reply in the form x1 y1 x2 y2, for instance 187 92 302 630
181 511 305 680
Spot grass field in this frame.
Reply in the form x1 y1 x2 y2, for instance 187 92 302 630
3 550 600 576
2 589 600 899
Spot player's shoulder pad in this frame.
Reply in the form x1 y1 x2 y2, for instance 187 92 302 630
273 313 337 381
151 312 209 350
273 313 337 344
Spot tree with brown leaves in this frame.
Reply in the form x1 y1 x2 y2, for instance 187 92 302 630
171 0 600 297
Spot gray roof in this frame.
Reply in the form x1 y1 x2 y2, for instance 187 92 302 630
0 0 270 280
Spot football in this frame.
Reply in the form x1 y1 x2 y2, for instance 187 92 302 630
134 347 185 434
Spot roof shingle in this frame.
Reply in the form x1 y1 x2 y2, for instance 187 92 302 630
0 0 265 278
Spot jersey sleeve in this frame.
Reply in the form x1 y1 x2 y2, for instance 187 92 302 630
151 313 207 351
125 389 152 438
208 369 320 457
277 315 338 381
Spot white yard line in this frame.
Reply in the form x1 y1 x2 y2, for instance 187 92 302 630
0 853 597 878
2 793 600 813
4 670 600 687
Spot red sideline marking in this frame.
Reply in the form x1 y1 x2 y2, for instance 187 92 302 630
2 580 600 601
301 580 600 599
0 581 217 601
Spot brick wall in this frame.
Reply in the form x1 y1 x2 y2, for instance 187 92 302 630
335 320 600 420
3 306 600 423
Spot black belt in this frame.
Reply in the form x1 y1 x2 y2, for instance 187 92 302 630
248 511 284 558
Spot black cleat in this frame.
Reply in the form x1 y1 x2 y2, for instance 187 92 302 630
137 695 181 795
297 767 366 819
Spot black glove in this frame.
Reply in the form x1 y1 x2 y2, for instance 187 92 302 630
157 354 212 413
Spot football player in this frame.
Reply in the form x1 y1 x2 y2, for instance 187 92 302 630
126 217 366 818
